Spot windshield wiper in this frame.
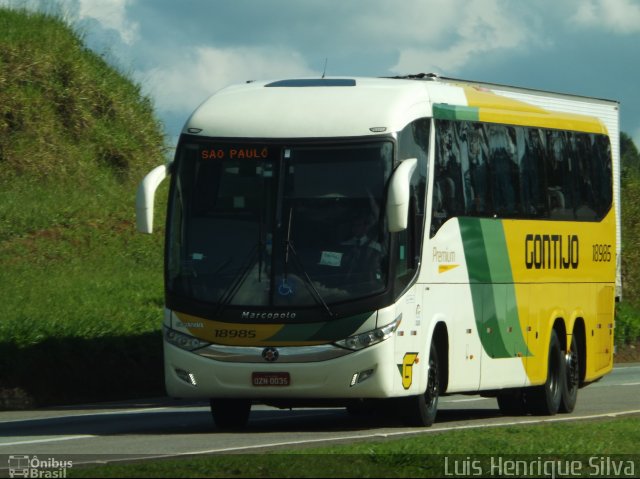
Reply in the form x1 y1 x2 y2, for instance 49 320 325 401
284 208 334 318
214 244 259 316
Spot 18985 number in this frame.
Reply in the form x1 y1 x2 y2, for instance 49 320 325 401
592 244 612 262
213 329 257 339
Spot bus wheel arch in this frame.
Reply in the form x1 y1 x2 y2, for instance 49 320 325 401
559 318 585 413
431 322 449 395
572 318 587 387
400 321 448 427
528 322 564 415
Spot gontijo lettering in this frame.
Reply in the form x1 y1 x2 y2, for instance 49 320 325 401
525 234 579 270
201 146 269 160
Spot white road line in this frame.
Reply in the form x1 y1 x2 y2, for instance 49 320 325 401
0 407 178 425
621 382 640 386
0 435 96 447
170 408 640 456
443 397 490 403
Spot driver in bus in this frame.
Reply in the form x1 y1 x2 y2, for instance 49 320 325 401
341 210 383 288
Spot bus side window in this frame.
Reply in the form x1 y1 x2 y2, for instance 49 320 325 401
594 135 613 217
487 124 519 217
546 131 574 220
432 120 466 235
396 119 429 294
464 125 491 216
517 127 547 217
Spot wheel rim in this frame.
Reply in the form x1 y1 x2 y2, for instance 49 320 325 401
425 357 439 408
549 344 560 396
566 347 579 391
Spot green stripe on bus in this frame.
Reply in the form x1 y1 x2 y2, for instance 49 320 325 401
480 219 513 283
459 218 530 359
460 218 491 283
265 321 325 342
433 104 480 122
266 312 373 342
308 312 373 341
460 218 507 357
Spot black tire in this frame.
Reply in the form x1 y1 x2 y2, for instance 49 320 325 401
528 330 563 416
402 342 439 427
346 399 370 416
559 334 579 413
210 399 251 430
497 389 528 416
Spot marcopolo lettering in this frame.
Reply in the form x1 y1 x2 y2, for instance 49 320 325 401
241 311 296 320
525 234 579 270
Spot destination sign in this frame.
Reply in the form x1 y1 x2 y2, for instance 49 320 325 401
201 145 270 160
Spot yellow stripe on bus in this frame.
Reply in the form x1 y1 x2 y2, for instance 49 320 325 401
464 87 607 134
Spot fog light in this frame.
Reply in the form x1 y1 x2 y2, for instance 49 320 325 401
350 368 375 387
357 368 375 384
175 368 197 386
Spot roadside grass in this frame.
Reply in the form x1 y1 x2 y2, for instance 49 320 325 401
616 303 640 347
69 416 640 478
0 174 168 406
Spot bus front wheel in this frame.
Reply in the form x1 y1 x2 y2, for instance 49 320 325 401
210 399 251 430
402 342 439 427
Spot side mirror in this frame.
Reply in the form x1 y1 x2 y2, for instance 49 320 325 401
386 158 417 233
136 163 170 234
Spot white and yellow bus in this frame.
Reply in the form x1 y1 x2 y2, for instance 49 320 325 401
137 75 620 428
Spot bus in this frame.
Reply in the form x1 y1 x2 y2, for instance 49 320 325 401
136 74 620 429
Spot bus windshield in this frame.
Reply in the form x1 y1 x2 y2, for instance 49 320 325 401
167 139 393 311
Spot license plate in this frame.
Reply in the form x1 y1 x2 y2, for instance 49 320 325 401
252 372 290 387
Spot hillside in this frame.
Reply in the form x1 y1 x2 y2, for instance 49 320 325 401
0 8 168 407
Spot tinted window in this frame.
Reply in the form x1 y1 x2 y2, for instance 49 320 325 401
431 120 612 236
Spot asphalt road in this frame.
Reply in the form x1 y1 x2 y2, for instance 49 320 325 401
0 363 638 467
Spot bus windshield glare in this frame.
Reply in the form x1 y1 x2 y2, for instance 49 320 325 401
167 140 393 311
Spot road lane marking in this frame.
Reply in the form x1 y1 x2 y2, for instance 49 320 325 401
443 397 491 403
0 435 96 447
172 408 640 456
0 406 179 425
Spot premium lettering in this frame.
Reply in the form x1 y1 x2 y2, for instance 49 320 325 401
525 234 579 270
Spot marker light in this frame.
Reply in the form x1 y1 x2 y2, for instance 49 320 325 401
164 327 210 351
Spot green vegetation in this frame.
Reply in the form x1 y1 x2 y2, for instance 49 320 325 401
618 132 640 347
0 7 167 406
70 416 640 477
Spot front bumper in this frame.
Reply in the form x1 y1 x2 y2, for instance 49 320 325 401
164 338 399 399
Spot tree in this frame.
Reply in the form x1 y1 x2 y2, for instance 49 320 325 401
621 132 640 309
621 132 640 179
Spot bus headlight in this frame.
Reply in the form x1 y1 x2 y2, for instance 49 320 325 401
334 318 400 351
164 327 211 351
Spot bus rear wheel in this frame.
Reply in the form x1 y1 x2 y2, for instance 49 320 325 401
210 399 251 430
496 389 528 416
559 334 579 413
528 330 563 415
402 342 439 427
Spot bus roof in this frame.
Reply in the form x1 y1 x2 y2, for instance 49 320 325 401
183 76 610 139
